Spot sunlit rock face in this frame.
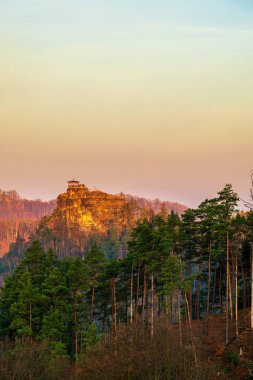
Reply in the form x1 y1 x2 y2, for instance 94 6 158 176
36 182 133 258
48 183 127 237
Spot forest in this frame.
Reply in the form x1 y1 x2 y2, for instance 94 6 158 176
0 184 252 380
0 190 56 257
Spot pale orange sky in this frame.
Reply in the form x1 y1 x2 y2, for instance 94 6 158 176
1 1 253 207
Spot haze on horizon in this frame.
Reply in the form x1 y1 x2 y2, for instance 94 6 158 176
0 0 252 208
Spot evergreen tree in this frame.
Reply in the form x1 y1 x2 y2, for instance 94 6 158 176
64 258 89 359
217 184 239 344
84 241 107 322
0 241 54 338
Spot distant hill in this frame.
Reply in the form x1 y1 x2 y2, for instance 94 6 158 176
124 194 187 215
0 190 56 257
0 190 56 220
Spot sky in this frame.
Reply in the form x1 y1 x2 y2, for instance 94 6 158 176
0 0 253 208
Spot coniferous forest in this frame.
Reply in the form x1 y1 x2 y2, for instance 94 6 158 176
0 184 253 380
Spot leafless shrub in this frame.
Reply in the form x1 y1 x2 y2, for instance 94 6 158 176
76 320 218 380
0 337 71 380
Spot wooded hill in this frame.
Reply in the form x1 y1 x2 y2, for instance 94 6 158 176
0 185 186 259
0 183 187 278
0 190 56 257
0 183 252 379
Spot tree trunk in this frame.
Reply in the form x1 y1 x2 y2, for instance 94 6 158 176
135 260 141 320
219 266 223 313
73 295 78 361
251 246 253 331
184 292 198 367
113 278 117 335
229 265 233 319
178 290 182 347
231 250 236 319
102 306 106 333
111 278 117 335
206 243 211 317
240 260 247 309
150 272 154 338
172 291 176 323
226 230 230 344
125 286 128 322
130 262 133 325
29 301 32 343
196 254 203 320
165 295 169 317
235 250 238 336
188 260 193 320
158 295 161 317
80 331 83 354
142 265 147 322
90 286 95 322
205 244 211 335
111 280 114 330
212 267 217 313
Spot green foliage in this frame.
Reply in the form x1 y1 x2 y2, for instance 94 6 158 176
0 241 92 357
225 351 240 366
159 256 184 296
82 323 100 352
0 241 53 338
50 341 68 358
217 184 239 219
85 241 107 293
40 308 67 342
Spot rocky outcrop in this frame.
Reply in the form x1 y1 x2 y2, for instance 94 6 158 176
36 183 132 258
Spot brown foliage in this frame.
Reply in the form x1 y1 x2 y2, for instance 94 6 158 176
76 321 219 380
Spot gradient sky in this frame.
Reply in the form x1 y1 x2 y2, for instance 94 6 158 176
0 0 253 207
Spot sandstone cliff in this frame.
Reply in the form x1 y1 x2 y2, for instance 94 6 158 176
36 183 133 258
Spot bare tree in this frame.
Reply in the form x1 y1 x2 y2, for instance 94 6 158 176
243 172 253 332
248 172 253 332
242 171 253 210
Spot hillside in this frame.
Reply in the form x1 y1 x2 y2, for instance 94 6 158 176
125 194 187 215
0 190 56 220
0 190 56 257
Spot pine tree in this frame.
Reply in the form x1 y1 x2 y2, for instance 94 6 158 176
217 184 239 344
84 241 107 322
0 241 55 338
65 258 89 359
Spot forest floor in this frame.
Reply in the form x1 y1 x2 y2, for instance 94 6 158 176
190 309 253 379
